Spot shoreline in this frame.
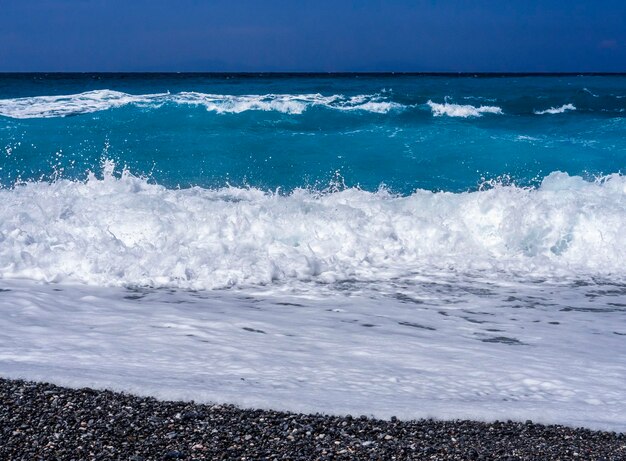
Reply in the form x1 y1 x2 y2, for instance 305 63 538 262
1 378 624 460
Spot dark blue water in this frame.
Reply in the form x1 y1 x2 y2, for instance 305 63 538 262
1 73 624 193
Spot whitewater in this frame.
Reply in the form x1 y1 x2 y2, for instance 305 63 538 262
1 164 625 288
0 90 404 118
0 74 625 431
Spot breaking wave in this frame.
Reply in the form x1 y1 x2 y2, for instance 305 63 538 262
534 104 577 115
2 90 620 120
427 100 503 117
0 162 624 289
0 90 404 119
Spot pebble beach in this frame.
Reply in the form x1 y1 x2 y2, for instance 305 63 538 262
2 378 624 461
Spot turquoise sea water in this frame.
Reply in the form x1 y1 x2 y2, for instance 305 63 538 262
1 73 624 193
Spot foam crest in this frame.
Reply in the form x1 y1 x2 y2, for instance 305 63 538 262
0 90 404 118
331 95 404 113
534 104 577 115
0 90 165 119
171 92 335 114
427 100 503 117
0 166 624 289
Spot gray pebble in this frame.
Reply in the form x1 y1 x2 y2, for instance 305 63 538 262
0 377 624 461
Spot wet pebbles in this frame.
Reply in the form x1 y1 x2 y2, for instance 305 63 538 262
1 378 624 460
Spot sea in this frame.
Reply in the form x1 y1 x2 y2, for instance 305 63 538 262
0 73 624 430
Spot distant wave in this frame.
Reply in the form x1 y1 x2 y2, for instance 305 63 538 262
1 90 610 120
0 90 405 119
0 162 623 289
427 100 503 118
534 104 577 115
0 90 165 119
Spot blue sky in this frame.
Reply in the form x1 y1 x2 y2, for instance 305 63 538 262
1 0 625 72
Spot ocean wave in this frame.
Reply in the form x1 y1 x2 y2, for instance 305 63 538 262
0 90 405 119
0 163 624 289
2 90 615 120
534 104 577 115
427 100 503 117
0 90 165 119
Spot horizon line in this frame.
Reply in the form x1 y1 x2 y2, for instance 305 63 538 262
1 71 626 76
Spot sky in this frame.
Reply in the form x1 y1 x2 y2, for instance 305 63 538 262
0 0 625 72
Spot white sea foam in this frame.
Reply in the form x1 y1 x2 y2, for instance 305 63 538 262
534 103 577 115
0 90 404 118
1 164 625 430
0 165 624 289
0 269 624 430
171 92 334 115
427 100 503 117
332 94 404 113
0 90 166 119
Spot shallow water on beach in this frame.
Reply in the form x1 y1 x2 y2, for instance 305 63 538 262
0 277 624 430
